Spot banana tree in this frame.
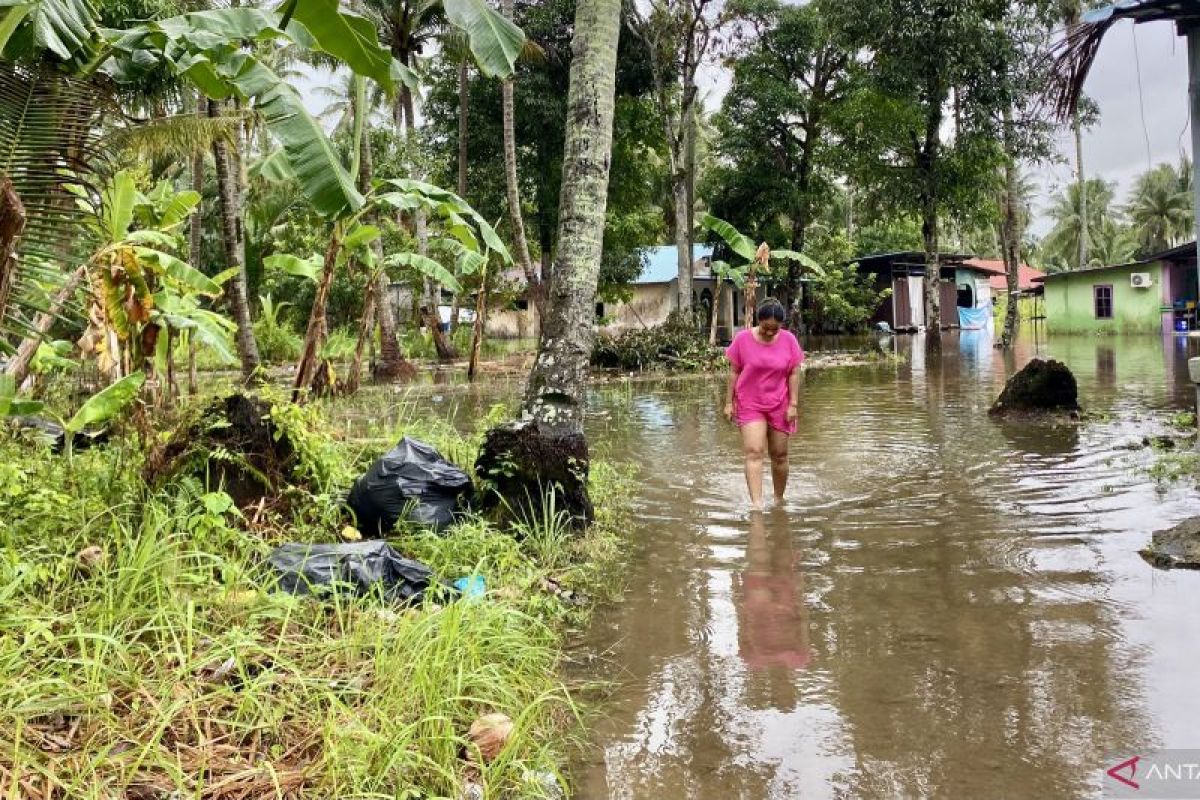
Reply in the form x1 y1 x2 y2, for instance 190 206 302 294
72 171 224 397
698 213 820 331
285 176 509 400
0 0 525 371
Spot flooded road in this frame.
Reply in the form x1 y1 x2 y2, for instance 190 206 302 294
572 331 1200 799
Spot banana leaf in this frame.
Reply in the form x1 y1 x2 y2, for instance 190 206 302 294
442 0 524 79
65 371 144 434
385 252 462 294
699 213 757 263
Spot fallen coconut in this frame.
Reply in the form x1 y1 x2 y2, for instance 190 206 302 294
76 545 106 575
467 712 514 763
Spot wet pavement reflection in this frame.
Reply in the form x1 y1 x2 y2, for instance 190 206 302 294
571 331 1200 800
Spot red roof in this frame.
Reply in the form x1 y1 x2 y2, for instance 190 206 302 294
963 259 1046 292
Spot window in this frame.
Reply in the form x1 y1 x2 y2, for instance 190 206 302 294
595 302 605 320
1094 285 1114 319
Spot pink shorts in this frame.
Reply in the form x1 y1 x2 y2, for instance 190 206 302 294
736 404 796 435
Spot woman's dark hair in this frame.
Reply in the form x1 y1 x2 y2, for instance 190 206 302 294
755 297 786 324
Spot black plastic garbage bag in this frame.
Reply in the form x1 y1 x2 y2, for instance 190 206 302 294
347 436 473 534
267 541 444 603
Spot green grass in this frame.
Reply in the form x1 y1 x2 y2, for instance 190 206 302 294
0 396 632 798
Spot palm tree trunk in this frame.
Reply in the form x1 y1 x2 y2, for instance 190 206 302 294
468 266 488 381
523 0 623 428
458 59 470 198
1073 103 1088 270
188 134 204 396
357 109 412 382
501 0 540 314
347 274 376 394
208 100 261 383
1000 113 1021 348
672 172 691 314
397 81 456 362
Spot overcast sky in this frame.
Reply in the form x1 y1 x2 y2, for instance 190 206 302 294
690 16 1194 239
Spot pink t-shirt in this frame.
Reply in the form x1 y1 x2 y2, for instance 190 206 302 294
726 329 804 414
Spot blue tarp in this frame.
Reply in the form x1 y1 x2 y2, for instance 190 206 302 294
958 305 993 331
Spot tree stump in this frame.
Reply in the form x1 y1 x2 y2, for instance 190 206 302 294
475 419 594 529
989 358 1080 417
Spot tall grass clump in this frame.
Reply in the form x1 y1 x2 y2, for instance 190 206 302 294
0 394 632 798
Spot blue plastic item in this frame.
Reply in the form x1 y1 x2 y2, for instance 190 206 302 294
453 575 486 598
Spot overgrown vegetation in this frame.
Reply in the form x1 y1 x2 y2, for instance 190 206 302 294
0 394 631 798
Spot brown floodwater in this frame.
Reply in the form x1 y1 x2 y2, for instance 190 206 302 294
569 330 1200 800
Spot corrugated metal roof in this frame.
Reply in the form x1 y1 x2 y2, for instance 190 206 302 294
639 244 715 284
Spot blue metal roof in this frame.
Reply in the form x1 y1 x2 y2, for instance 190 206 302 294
638 244 715 284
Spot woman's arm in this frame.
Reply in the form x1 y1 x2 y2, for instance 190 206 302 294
786 366 801 421
725 364 739 421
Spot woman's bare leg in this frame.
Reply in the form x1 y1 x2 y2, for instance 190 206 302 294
740 420 768 508
767 427 790 503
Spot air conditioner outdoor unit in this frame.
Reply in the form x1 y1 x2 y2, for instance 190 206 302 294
1130 272 1153 288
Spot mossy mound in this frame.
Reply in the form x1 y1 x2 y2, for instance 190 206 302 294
146 393 297 507
475 419 593 529
989 358 1080 417
1141 517 1200 570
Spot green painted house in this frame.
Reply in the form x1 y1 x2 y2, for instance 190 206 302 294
1043 243 1199 335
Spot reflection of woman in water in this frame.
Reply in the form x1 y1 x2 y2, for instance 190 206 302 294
724 299 805 508
734 509 809 670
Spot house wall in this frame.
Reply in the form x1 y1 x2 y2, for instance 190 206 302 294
1044 262 1167 334
485 305 539 339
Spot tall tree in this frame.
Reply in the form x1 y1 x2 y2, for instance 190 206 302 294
423 0 666 301
477 0 624 527
833 0 1013 347
208 99 262 383
707 0 855 331
500 0 540 314
525 0 623 424
630 0 718 316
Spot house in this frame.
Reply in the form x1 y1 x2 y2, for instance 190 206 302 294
964 258 1047 323
596 244 745 338
1042 243 1199 335
852 251 1003 331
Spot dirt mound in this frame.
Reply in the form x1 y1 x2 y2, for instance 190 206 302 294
989 358 1080 417
146 393 296 507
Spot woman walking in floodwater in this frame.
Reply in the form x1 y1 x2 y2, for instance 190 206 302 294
724 299 804 508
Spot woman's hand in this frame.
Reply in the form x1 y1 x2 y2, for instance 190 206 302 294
786 404 798 423
724 402 735 423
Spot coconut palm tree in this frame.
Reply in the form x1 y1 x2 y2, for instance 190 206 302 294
1042 178 1114 269
1088 216 1140 266
1127 162 1192 254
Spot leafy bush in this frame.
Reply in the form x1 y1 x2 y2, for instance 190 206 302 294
252 293 302 363
591 311 723 371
